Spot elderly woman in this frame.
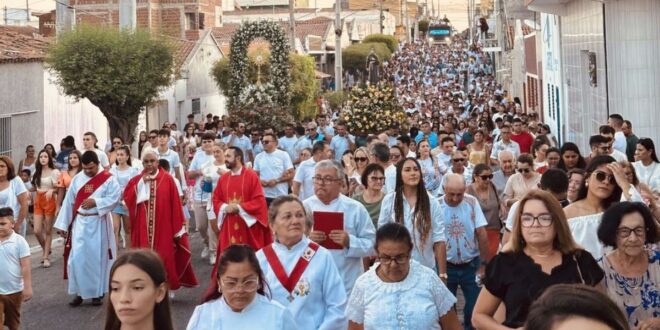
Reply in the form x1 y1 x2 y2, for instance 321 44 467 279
256 196 347 329
189 245 298 330
347 223 462 330
597 202 659 329
378 157 447 274
566 168 585 204
503 154 540 208
472 190 604 329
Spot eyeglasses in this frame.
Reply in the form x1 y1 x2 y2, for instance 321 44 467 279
517 168 531 173
355 157 368 162
377 254 410 265
220 278 260 292
479 174 493 180
616 226 646 239
452 158 466 163
369 176 385 182
313 176 341 184
593 170 615 184
520 214 553 227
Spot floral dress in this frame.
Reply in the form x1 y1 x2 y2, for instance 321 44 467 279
418 157 441 193
598 248 660 328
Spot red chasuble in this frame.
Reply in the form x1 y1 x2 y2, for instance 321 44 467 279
204 167 272 300
124 168 198 290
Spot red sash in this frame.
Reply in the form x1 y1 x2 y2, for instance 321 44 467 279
262 241 319 302
63 170 112 280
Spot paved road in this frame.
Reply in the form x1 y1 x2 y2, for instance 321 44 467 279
21 232 213 330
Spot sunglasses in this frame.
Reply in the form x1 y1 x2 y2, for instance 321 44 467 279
517 168 531 173
148 136 157 139
355 157 368 162
593 170 615 184
452 158 466 163
262 140 273 145
479 174 493 180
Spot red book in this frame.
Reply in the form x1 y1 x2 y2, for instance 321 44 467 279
313 211 344 250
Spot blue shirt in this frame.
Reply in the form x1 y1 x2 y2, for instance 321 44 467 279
415 131 439 149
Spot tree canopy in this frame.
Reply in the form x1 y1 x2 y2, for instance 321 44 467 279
342 42 392 73
46 25 174 143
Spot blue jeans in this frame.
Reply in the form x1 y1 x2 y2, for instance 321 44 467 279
446 257 480 330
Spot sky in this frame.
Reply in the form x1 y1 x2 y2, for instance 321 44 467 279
437 0 471 31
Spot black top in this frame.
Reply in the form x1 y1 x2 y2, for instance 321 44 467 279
484 250 605 328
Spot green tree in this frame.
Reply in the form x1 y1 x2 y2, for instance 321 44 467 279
342 42 391 73
211 53 318 120
46 26 173 143
418 20 430 35
362 34 399 53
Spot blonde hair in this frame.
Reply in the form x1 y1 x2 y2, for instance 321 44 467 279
508 190 580 254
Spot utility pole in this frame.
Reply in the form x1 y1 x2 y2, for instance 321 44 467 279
289 0 296 51
413 0 418 41
403 0 408 42
379 0 383 34
334 1 343 91
25 0 30 22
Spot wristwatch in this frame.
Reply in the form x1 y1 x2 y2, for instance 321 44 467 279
439 273 448 280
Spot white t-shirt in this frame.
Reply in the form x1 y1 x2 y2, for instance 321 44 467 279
188 151 215 202
293 158 317 201
0 177 28 220
157 148 181 176
0 232 30 294
438 194 488 264
278 136 298 161
613 131 626 153
85 148 110 169
330 134 355 161
254 149 293 198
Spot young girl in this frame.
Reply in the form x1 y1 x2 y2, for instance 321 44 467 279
31 150 60 268
110 146 139 249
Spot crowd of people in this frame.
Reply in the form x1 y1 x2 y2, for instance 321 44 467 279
0 35 659 330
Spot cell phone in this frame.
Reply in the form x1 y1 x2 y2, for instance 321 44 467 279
350 177 358 185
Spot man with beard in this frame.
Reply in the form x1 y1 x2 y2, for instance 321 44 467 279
123 149 198 296
54 151 120 306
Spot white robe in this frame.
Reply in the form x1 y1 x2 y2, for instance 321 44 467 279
303 194 376 294
186 294 298 330
257 238 348 330
54 171 121 299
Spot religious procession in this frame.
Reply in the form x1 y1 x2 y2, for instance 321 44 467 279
1 0 660 329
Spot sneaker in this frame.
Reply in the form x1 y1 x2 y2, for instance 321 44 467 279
201 246 209 259
209 252 217 266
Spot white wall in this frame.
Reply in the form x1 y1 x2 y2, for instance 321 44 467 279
540 13 565 144
604 0 660 144
43 70 110 149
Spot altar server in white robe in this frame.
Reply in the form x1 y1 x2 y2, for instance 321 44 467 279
187 245 298 330
257 196 347 330
303 160 376 294
54 151 121 306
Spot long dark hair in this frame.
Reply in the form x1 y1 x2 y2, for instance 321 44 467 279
394 157 432 249
557 142 586 171
32 149 55 188
575 155 622 209
104 250 173 330
637 138 659 163
109 136 125 153
471 163 500 207
115 145 132 167
67 150 83 174
44 143 57 159
202 245 270 303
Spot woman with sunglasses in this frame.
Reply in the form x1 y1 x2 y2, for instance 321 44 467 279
503 154 540 208
107 137 125 166
110 145 139 249
347 223 461 330
350 147 371 187
564 155 641 259
467 164 502 259
189 245 298 330
472 190 604 329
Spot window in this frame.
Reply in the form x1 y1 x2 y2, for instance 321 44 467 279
0 116 11 156
185 13 196 30
192 98 201 115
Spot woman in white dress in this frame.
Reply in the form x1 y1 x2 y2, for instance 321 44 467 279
187 245 297 330
378 157 447 273
256 196 347 330
564 155 641 259
633 138 660 195
347 222 461 330
109 145 140 249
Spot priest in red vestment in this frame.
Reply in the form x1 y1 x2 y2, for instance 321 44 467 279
204 146 271 299
124 149 198 291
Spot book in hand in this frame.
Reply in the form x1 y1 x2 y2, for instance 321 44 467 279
312 211 344 250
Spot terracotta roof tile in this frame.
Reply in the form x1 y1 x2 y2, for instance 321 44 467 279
165 37 197 72
0 25 52 64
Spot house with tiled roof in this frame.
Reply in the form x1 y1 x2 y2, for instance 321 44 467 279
0 25 225 158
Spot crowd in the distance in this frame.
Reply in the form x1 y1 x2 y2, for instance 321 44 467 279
0 34 659 330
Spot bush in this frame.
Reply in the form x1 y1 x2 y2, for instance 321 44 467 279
362 34 398 53
323 90 347 110
342 42 391 73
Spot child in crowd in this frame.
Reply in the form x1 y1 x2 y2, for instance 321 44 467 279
0 207 32 330
19 170 33 227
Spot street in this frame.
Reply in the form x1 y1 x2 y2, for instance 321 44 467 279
20 233 212 330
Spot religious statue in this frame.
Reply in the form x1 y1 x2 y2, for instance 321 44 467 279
366 47 380 86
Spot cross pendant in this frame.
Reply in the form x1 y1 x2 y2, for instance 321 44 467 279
287 294 294 302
